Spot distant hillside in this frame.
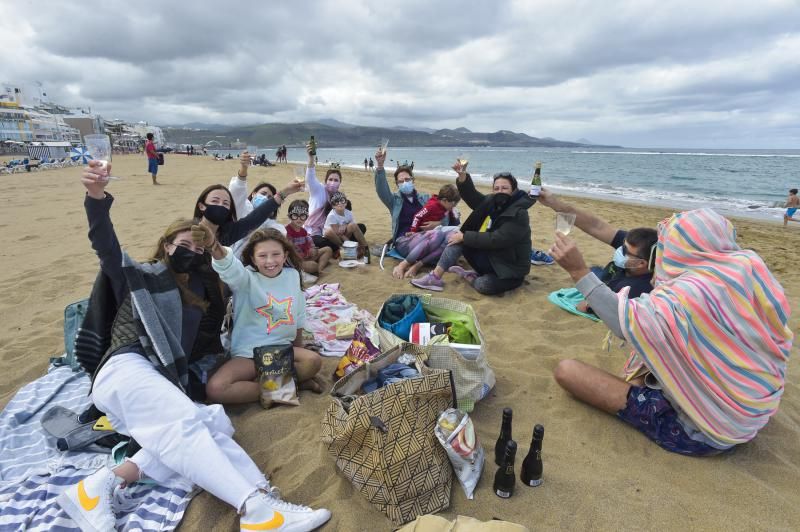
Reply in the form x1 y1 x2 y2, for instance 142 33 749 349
162 121 619 148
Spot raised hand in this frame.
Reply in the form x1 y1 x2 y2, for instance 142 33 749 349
191 224 217 250
375 149 386 168
549 232 589 281
82 160 111 199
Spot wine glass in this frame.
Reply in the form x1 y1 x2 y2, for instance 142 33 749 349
555 212 577 235
247 145 257 163
457 152 470 172
84 134 119 180
293 165 306 190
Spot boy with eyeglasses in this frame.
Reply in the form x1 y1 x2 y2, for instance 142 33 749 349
286 199 333 274
323 191 368 254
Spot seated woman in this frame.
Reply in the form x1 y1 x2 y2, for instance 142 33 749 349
411 164 535 295
549 209 792 456
194 174 302 247
57 161 330 532
373 150 459 248
392 183 461 279
304 147 366 253
204 227 324 403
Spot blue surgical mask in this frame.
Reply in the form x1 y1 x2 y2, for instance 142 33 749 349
252 194 268 208
398 181 415 195
613 246 628 269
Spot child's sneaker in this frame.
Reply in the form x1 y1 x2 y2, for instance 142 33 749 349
410 272 444 292
448 265 478 284
530 249 555 265
240 491 331 532
57 466 120 532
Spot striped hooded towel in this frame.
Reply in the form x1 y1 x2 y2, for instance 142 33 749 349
619 208 792 447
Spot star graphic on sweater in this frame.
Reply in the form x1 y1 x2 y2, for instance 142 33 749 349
255 294 294 333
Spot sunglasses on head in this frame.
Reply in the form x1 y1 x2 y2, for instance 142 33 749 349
493 172 513 179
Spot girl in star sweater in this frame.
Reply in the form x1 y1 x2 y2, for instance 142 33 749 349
200 226 323 403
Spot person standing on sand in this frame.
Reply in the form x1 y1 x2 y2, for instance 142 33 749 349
549 209 792 456
364 157 368 171
784 188 799 227
368 157 374 171
145 133 159 185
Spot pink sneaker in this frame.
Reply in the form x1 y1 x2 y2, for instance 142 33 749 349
410 272 444 291
448 265 478 284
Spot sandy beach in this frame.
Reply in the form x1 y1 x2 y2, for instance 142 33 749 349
1 153 798 531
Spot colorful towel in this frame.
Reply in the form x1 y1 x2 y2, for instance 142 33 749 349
0 366 194 530
547 288 601 322
304 283 376 356
619 209 793 447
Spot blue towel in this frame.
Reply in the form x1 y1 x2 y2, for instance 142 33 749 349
547 288 601 322
0 366 194 530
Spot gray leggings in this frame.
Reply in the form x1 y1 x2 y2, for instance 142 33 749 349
438 244 524 296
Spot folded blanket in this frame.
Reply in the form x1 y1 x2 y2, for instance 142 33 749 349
0 366 194 530
547 288 601 322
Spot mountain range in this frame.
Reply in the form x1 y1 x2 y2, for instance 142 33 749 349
161 121 619 148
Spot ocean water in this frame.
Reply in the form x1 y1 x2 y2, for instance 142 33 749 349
222 146 800 222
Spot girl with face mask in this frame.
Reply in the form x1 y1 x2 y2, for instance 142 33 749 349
62 161 331 532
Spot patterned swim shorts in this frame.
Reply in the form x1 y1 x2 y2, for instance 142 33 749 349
617 386 726 457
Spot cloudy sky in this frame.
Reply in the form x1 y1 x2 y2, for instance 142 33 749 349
3 0 799 148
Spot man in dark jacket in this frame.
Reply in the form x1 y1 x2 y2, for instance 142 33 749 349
411 164 534 295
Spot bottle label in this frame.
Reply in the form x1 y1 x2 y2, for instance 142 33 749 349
495 489 511 498
529 184 541 197
527 478 543 487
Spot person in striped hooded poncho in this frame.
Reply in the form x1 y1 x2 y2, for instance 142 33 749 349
549 208 792 456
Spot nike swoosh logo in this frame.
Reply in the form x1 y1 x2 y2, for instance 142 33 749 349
241 511 284 530
77 480 100 511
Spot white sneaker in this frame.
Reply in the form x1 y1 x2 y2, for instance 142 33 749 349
301 271 318 285
57 466 120 532
240 491 331 532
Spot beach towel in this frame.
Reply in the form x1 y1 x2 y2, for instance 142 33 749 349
547 288 601 322
0 366 194 530
304 283 376 356
619 209 793 447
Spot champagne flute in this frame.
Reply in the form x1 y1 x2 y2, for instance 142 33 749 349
84 134 119 180
379 138 389 155
247 145 257 164
555 212 577 235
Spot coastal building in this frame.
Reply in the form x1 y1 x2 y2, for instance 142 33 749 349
0 82 82 144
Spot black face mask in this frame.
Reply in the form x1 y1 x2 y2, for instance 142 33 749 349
170 246 204 273
493 193 511 208
202 204 230 225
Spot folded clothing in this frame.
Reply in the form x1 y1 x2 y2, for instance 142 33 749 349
362 363 420 393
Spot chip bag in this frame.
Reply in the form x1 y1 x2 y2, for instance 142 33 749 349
334 324 381 379
435 408 484 499
253 344 299 408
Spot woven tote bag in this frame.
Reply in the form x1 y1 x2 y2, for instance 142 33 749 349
321 344 455 525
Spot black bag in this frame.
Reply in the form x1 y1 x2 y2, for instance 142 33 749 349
157 153 165 166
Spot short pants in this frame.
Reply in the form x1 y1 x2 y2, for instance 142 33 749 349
617 386 725 457
787 207 797 217
148 158 159 175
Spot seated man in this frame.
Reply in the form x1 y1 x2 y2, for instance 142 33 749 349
549 209 792 456
537 188 656 311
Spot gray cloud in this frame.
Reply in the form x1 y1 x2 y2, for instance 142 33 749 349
3 0 799 147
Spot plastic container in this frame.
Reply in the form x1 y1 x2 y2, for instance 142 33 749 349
341 241 358 260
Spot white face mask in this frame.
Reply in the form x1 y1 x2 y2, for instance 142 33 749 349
613 246 629 269
398 181 415 195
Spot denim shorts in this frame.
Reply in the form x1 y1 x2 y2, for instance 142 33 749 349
617 386 725 457
148 158 159 174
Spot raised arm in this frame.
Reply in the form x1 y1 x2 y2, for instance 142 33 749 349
82 161 127 305
228 152 253 218
224 178 303 244
455 172 486 211
538 188 618 246
373 149 393 210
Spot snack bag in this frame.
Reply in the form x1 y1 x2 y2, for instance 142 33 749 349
334 324 381 378
409 322 451 345
435 408 484 499
253 344 299 408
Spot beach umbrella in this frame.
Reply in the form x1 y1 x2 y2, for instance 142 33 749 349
71 145 93 163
